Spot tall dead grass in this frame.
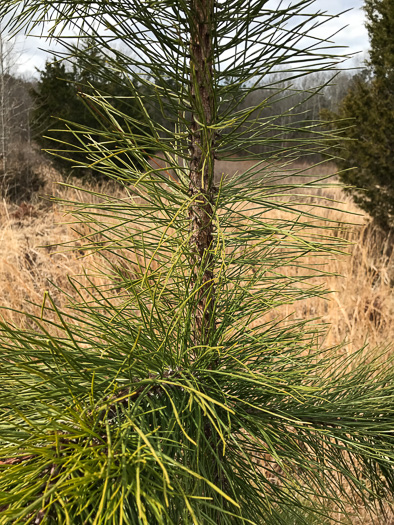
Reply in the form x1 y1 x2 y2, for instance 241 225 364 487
254 186 394 355
0 163 393 522
0 167 126 327
0 161 392 351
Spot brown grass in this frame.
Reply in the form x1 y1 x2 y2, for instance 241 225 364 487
252 186 394 354
1 160 392 351
0 167 126 327
0 162 393 522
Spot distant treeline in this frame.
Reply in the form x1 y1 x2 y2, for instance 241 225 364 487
0 39 355 197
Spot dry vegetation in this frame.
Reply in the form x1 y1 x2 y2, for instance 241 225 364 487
0 161 393 523
0 160 392 350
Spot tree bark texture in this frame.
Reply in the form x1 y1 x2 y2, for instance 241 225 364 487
189 0 216 346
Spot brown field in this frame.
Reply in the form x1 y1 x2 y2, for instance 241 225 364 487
1 160 392 350
0 160 393 523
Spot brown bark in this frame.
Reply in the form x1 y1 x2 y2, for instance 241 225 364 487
188 0 216 346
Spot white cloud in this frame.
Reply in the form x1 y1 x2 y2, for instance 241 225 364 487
13 0 369 78
313 0 368 55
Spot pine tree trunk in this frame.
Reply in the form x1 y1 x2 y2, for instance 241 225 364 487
189 0 216 347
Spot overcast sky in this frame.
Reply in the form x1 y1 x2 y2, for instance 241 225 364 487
13 0 368 78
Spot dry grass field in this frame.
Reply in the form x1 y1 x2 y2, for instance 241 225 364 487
0 160 393 523
1 159 393 361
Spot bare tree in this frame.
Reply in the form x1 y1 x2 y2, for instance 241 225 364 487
0 28 12 175
0 28 40 200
